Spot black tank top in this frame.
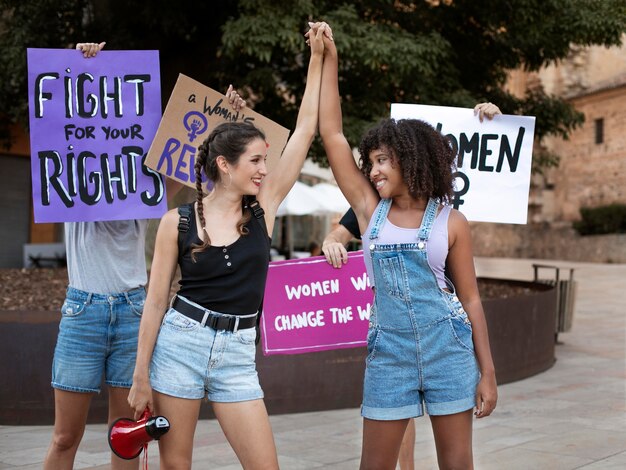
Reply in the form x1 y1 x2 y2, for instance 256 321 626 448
176 203 270 315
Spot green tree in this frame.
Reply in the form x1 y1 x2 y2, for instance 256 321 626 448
0 0 86 145
221 0 626 165
2 0 625 171
0 0 239 147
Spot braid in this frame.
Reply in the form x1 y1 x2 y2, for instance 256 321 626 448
190 141 211 262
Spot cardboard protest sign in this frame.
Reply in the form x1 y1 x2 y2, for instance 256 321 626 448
261 252 373 355
145 74 290 189
390 104 536 224
27 48 166 223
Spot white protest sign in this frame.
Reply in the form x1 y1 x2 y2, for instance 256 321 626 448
390 104 535 224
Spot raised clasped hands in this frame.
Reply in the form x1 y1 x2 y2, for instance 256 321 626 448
305 21 333 56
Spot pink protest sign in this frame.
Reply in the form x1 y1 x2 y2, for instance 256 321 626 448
261 251 373 355
27 48 166 223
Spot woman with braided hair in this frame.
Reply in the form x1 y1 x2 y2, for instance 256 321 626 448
128 23 329 470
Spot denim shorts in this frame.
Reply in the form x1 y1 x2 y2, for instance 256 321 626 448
362 300 480 420
150 306 263 402
52 286 146 393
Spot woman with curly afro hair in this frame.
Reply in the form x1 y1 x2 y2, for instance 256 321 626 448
318 25 499 470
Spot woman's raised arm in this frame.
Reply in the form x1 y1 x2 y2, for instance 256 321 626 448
259 23 326 220
318 29 378 222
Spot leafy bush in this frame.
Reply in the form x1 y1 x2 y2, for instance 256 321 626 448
573 204 626 235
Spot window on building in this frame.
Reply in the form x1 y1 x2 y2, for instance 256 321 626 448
594 118 604 144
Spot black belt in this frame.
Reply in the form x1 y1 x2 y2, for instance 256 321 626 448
172 297 257 332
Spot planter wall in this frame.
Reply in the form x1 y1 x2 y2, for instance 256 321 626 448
0 279 557 425
481 278 557 384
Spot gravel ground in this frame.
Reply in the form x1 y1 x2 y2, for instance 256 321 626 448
0 268 69 311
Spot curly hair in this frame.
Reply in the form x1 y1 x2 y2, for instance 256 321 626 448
191 121 266 261
358 118 457 202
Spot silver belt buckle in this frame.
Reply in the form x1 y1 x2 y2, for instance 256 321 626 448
200 310 210 327
233 316 240 333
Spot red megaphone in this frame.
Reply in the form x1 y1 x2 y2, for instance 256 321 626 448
108 408 170 460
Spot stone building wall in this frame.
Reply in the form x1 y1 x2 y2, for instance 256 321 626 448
471 223 626 264
475 39 626 263
506 38 626 224
544 83 626 222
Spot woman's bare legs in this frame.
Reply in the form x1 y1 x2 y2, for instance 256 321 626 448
398 418 415 470
153 391 202 470
430 410 474 470
360 418 409 470
213 399 279 470
43 390 93 470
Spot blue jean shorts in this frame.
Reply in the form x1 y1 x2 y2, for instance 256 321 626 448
361 297 480 420
52 286 145 393
150 306 263 402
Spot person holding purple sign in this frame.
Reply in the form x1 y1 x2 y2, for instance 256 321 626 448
318 25 499 470
127 23 328 469
43 42 149 470
43 42 246 470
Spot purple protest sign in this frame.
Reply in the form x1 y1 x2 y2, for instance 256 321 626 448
261 251 373 355
27 48 167 223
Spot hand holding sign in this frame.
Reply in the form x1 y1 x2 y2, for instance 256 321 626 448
473 102 502 122
225 84 247 112
76 42 106 57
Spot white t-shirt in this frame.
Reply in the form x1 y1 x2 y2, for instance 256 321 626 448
64 220 148 294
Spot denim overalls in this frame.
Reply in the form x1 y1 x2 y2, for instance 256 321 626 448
361 198 480 420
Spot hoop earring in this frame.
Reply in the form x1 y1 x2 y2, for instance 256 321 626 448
222 171 232 189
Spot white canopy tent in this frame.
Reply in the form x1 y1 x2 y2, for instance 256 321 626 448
312 182 350 214
277 181 349 216
276 181 328 217
275 181 350 258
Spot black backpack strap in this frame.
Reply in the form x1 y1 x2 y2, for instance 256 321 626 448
243 196 267 345
244 196 267 234
177 203 193 253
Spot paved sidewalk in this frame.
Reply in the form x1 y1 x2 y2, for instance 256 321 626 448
1 258 624 469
